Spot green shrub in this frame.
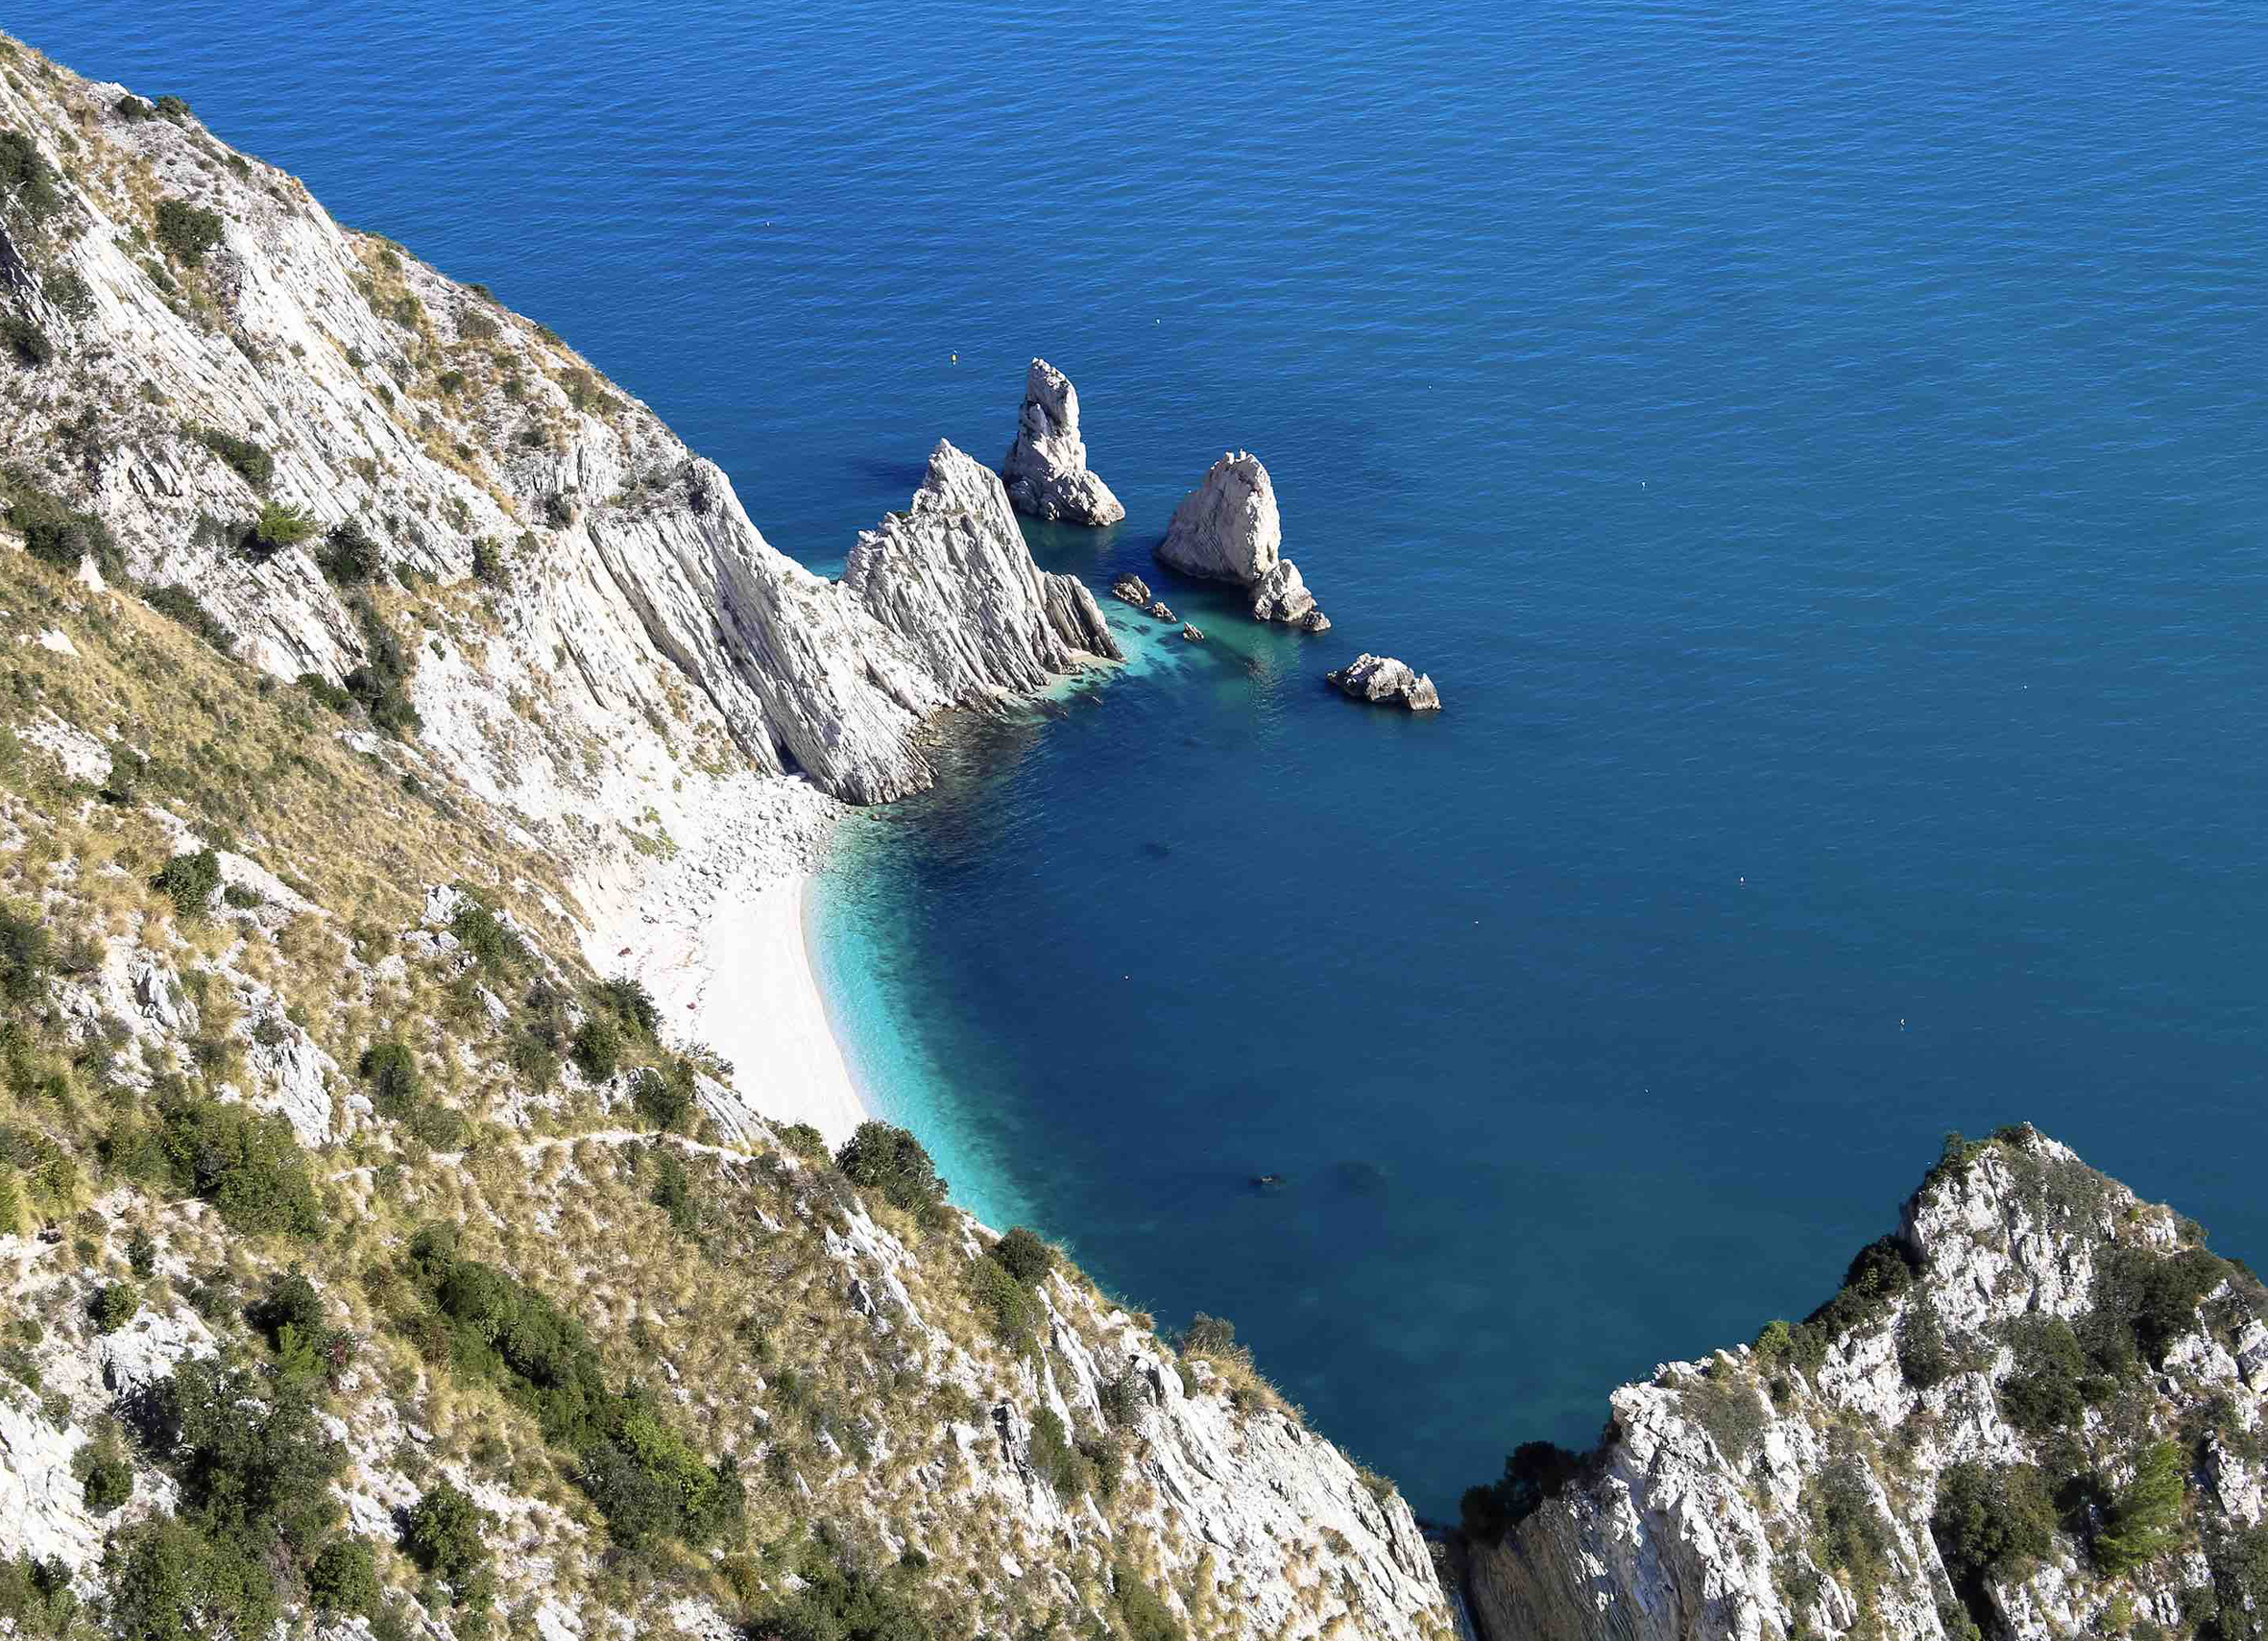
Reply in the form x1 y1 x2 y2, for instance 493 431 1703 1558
297 672 354 712
155 199 226 264
114 94 155 121
253 500 318 548
1026 1404 1091 1497
0 1552 75 1635
125 1227 157 1279
251 1271 326 1350
834 1122 946 1217
992 1226 1055 1287
404 1483 491 1584
1098 1367 1145 1429
344 594 421 736
307 1535 379 1616
319 519 381 585
1115 1564 1187 1641
595 976 660 1038
1181 1313 1236 1357
40 269 93 320
752 1552 925 1641
631 1064 692 1132
156 96 192 121
777 1122 827 1160
1460 1440 1587 1543
358 1041 421 1116
7 479 121 581
153 848 222 917
0 131 61 225
470 535 510 589
972 1256 1036 1352
1997 1315 2106 1434
146 1092 323 1237
650 1149 697 1235
0 906 51 1007
2094 1440 2186 1574
1932 1460 2058 1588
141 584 235 654
3 312 53 368
89 1281 139 1333
448 897 523 972
194 427 274 491
72 1441 133 1513
570 1017 622 1081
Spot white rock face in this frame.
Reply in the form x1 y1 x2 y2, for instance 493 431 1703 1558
1467 1129 2261 1641
1156 451 1329 628
1001 359 1124 525
845 440 1122 702
1328 653 1441 712
0 68 1118 810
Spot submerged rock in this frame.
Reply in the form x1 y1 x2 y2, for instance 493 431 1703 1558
1326 654 1441 712
844 440 1123 704
1155 450 1329 629
1001 358 1125 525
1112 572 1153 608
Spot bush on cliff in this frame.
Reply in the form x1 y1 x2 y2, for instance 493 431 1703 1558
1460 1441 1587 1543
1932 1460 2058 1588
835 1122 946 1218
155 198 225 265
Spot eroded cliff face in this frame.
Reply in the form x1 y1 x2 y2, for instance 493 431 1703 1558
0 32 1453 1641
0 42 1128 813
1466 1129 2268 1641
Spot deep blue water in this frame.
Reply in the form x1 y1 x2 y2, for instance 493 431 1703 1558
25 0 2268 1514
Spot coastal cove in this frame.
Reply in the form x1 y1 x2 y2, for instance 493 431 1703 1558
21 0 2268 1533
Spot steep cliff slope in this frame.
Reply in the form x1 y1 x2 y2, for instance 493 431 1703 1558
1464 1128 2268 1641
0 31 1453 1641
0 32 1126 813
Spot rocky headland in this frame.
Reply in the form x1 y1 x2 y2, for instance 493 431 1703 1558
1463 1126 2268 1641
1001 356 1125 526
0 34 1452 1641
1154 450 1332 631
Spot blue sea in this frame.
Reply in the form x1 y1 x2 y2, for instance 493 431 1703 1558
27 0 2268 1514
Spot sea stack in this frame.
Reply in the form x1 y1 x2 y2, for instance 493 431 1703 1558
844 439 1123 701
1001 358 1125 525
1327 654 1441 712
1155 450 1330 630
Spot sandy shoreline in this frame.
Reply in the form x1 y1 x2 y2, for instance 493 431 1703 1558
580 777 874 1149
693 868 870 1146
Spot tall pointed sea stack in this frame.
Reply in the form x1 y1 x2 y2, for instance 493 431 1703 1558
845 439 1123 701
1001 358 1125 525
1155 451 1330 630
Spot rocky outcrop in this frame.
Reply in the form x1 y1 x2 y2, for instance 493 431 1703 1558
1181 624 1204 641
1155 451 1331 629
844 440 1122 703
1329 654 1441 712
1001 358 1124 525
0 58 1117 811
1146 600 1174 621
1111 572 1152 608
1465 1128 2268 1641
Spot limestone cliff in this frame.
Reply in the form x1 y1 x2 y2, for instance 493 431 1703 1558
1465 1127 2268 1641
0 43 1125 811
845 439 1123 702
0 31 1453 1641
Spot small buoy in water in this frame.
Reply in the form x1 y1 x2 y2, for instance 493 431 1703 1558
950 351 957 363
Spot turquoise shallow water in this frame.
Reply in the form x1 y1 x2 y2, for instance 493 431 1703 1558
23 0 2268 1514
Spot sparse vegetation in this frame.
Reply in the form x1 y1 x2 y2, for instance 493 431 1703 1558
154 198 226 264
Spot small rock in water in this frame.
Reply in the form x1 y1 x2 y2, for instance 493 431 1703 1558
1251 1172 1289 1194
1181 624 1204 642
1326 653 1441 712
1146 600 1175 621
1112 572 1153 608
1156 450 1330 630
